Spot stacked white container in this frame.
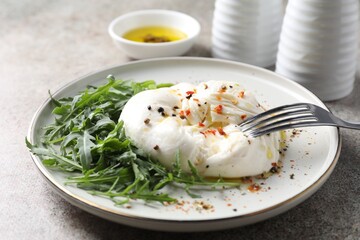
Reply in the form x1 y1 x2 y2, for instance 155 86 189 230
212 0 284 67
276 0 359 101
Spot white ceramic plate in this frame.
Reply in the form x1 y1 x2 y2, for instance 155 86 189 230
28 57 340 232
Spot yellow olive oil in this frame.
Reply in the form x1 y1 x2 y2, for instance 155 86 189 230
123 26 187 43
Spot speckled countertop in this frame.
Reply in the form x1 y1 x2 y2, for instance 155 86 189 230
0 0 359 239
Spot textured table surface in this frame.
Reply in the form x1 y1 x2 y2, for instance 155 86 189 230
1 0 359 239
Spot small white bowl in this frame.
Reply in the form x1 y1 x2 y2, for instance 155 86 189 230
108 10 201 59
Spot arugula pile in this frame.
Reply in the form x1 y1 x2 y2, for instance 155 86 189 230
27 75 241 205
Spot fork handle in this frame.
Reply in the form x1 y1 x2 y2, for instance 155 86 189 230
338 119 360 130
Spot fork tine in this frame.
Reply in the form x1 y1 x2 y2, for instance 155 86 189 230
238 103 310 128
247 120 337 137
240 109 313 132
245 115 319 135
245 115 320 137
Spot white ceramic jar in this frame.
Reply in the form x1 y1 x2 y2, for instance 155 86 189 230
275 0 359 101
212 0 284 67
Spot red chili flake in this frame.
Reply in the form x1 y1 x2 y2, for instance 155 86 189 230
217 127 226 136
206 129 217 135
198 122 205 127
241 114 247 120
271 162 278 167
201 129 217 137
185 91 195 100
218 85 227 93
248 183 261 192
241 177 253 184
193 98 199 102
185 109 191 116
214 105 223 114
179 110 187 119
238 91 245 98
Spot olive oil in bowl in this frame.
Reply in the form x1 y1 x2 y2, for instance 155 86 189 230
123 26 187 43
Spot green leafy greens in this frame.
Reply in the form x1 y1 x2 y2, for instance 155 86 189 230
26 75 241 205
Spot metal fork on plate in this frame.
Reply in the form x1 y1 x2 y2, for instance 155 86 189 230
239 103 360 137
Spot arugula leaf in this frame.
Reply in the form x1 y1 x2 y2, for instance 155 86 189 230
76 130 95 172
26 138 82 171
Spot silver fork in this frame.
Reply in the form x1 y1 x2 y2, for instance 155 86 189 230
239 103 360 137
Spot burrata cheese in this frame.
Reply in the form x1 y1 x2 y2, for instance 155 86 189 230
120 81 281 178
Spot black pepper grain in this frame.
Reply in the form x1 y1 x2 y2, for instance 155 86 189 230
147 105 152 110
157 107 164 113
290 174 295 179
270 166 278 173
153 145 159 150
144 118 150 124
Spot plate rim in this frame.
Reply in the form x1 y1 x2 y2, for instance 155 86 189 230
27 57 341 230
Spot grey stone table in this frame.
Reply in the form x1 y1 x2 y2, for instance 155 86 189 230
1 0 359 239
